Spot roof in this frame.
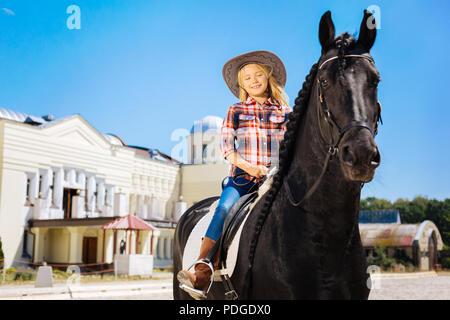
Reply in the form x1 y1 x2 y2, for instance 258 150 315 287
101 214 158 231
0 107 54 125
359 210 401 224
103 133 126 146
0 106 180 164
127 145 181 164
359 223 417 247
190 115 223 134
359 220 443 249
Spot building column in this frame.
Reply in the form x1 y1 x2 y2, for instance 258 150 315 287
174 201 187 222
103 230 114 263
86 176 96 214
160 198 168 219
67 227 86 264
32 227 48 263
114 192 127 217
53 168 64 209
30 172 39 204
105 185 115 216
97 182 105 212
41 169 52 205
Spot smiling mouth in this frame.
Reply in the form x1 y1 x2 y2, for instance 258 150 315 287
251 84 261 89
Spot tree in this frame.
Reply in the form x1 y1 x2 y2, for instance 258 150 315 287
360 197 392 211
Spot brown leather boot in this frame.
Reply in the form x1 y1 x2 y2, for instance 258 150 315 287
177 237 219 299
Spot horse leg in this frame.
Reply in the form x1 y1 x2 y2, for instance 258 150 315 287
346 231 371 300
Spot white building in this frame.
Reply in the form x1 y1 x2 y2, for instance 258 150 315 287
0 109 229 270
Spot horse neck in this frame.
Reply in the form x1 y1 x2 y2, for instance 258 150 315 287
287 78 361 224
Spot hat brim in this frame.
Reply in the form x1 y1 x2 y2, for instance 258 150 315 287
222 50 287 98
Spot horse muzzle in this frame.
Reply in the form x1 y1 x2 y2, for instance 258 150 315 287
339 136 380 183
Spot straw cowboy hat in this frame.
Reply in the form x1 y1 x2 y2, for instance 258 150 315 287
222 50 287 98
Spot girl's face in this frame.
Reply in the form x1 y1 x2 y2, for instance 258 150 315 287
240 64 269 98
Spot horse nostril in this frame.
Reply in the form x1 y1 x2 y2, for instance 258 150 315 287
342 145 356 167
370 148 381 167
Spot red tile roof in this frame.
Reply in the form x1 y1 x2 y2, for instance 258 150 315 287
101 214 157 231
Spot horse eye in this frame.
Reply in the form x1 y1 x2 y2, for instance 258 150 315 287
320 79 328 87
369 79 379 88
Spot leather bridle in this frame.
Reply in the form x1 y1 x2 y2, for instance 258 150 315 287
284 53 382 207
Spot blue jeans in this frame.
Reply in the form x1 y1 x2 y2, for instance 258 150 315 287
204 172 256 241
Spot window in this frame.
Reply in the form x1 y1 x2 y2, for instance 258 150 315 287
26 177 31 201
95 183 99 211
104 188 108 206
52 172 56 187
84 179 89 211
38 174 43 198
202 144 207 163
21 231 30 258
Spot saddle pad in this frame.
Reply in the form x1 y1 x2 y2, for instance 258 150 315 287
181 172 275 281
182 199 248 281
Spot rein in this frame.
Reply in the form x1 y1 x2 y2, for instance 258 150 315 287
281 53 382 287
242 53 382 299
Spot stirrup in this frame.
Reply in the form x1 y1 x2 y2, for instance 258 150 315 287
178 258 215 300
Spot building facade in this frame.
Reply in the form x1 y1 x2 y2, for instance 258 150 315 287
0 109 229 270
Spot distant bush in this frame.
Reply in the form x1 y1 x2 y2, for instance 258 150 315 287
367 245 396 270
14 271 34 281
442 257 450 269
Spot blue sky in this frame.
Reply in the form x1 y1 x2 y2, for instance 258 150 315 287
0 0 449 201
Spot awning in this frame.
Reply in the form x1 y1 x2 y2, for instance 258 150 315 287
101 214 157 231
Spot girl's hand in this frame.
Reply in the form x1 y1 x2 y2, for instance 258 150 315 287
246 165 269 178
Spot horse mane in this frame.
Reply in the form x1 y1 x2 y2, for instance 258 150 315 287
242 60 318 296
243 33 357 297
335 33 357 85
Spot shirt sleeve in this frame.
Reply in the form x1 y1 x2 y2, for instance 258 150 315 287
220 105 237 159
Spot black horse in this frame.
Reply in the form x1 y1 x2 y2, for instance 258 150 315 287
174 10 381 300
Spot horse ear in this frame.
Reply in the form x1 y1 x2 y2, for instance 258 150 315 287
357 9 377 51
319 11 335 53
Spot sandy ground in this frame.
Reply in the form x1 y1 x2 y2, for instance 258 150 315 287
2 272 449 300
368 273 450 300
108 272 450 300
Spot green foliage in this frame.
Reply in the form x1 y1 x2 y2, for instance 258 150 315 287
442 257 450 269
367 245 396 270
13 270 35 281
361 196 450 247
360 197 393 210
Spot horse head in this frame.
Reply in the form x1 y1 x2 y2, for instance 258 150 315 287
317 10 381 183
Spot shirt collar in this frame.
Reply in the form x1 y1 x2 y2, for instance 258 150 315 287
245 96 280 108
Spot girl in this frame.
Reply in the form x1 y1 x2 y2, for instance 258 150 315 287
178 50 291 299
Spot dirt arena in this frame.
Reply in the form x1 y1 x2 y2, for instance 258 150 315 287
109 272 450 300
368 272 450 300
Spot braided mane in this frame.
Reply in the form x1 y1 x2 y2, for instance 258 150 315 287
242 61 318 296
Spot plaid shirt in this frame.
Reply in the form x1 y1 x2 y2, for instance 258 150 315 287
220 96 292 180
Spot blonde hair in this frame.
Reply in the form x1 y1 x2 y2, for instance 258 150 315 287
237 63 289 107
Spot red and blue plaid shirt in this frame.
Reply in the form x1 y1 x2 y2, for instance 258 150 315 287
220 96 292 180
